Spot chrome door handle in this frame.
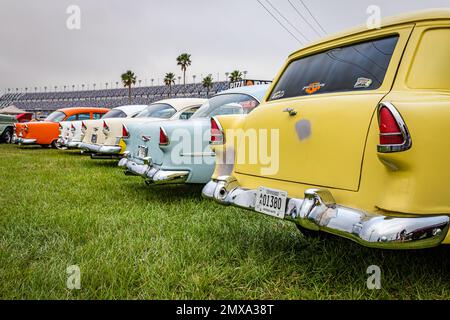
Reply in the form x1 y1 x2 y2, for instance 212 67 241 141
283 108 297 116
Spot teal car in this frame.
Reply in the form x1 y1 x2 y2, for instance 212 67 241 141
118 85 269 184
0 114 17 143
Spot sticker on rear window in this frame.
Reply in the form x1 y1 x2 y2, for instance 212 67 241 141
354 77 373 88
271 90 285 100
303 82 325 94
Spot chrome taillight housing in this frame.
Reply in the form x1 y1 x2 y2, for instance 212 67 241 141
159 127 169 146
210 116 224 145
102 121 110 136
81 122 87 135
377 102 411 153
122 124 130 138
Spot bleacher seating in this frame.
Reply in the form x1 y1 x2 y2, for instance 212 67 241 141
0 82 230 112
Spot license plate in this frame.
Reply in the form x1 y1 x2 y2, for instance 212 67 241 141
91 134 97 143
137 145 148 158
255 187 287 219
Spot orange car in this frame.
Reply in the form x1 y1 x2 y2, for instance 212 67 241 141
13 107 109 147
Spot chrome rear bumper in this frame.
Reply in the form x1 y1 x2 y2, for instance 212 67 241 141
118 157 189 184
67 141 81 148
57 137 80 148
79 142 121 155
202 176 450 249
13 136 37 145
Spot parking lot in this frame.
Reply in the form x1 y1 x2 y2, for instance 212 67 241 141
1 144 449 299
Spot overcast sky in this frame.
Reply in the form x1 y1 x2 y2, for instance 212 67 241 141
1 0 449 93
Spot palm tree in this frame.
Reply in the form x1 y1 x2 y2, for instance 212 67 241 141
164 72 176 97
121 70 137 103
229 70 243 82
202 74 213 98
176 53 191 86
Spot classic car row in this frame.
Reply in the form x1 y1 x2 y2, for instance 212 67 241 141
9 9 450 250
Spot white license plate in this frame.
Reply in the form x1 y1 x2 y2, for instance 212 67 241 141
91 134 97 143
255 187 287 219
137 145 148 158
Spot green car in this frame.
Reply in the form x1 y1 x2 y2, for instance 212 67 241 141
0 114 17 144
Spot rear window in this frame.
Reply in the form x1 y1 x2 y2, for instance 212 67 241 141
45 111 66 122
93 113 103 119
135 104 176 119
269 35 399 100
101 109 127 119
191 93 259 119
77 113 91 120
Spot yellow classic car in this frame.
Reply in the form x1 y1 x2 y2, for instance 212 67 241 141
203 9 450 249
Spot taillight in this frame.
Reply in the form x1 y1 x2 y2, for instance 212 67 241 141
377 102 411 153
59 124 63 132
122 124 130 138
24 124 28 133
210 116 224 145
159 127 169 146
81 122 87 133
71 124 76 132
102 121 110 135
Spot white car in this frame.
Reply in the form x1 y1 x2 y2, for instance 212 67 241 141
57 105 147 149
79 98 206 158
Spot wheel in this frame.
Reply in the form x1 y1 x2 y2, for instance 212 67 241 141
53 140 66 150
1 128 13 144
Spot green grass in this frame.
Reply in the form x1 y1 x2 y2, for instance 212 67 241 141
0 144 449 300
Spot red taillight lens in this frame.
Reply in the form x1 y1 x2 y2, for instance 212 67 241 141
379 106 404 145
81 122 87 132
210 117 224 145
122 124 130 138
159 127 169 146
102 120 110 135
71 124 75 131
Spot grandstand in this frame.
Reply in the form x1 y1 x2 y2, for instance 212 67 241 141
0 81 230 116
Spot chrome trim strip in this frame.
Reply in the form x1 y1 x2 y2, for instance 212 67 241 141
377 101 412 153
202 176 449 249
180 152 216 157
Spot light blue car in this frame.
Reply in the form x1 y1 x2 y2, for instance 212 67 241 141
118 84 269 184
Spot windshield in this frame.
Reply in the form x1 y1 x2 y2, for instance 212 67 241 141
101 109 127 119
135 103 176 119
45 111 66 122
191 93 259 119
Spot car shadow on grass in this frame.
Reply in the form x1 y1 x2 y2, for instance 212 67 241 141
124 181 205 202
203 208 450 297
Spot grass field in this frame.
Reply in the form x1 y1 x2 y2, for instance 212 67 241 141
0 144 449 300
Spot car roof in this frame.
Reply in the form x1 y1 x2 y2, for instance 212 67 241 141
150 98 208 111
113 105 149 115
289 8 450 58
216 84 271 103
57 107 110 115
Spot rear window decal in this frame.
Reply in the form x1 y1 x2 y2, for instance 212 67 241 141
354 77 373 88
303 82 325 94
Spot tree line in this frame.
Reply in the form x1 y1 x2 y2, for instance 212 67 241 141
121 53 245 103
